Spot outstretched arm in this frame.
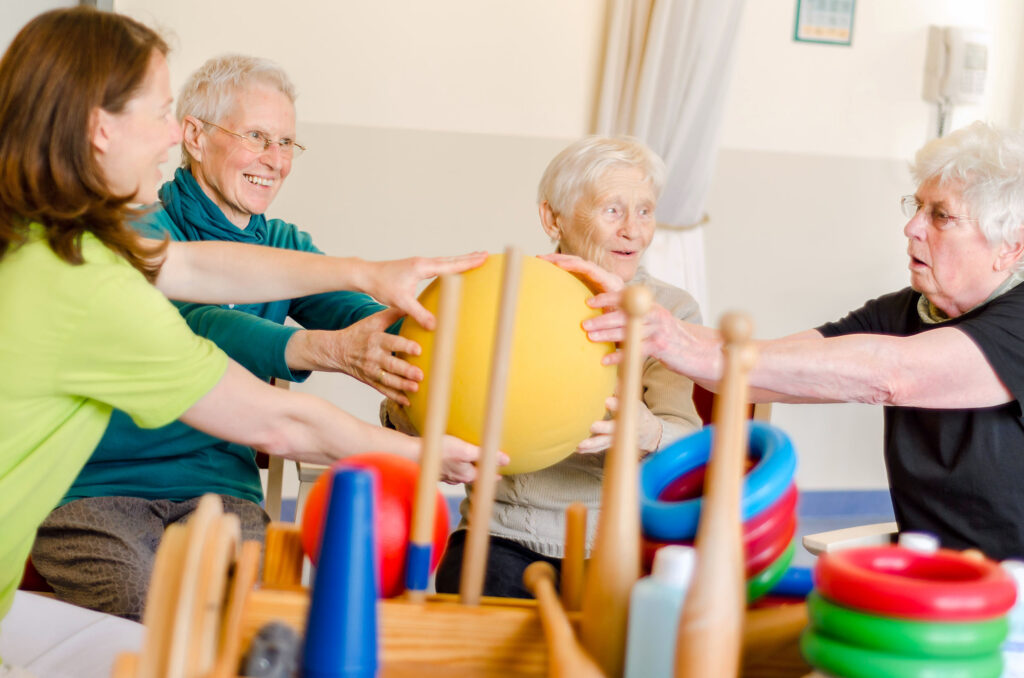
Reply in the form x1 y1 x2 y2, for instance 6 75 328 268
583 290 1012 409
150 239 486 329
178 360 503 483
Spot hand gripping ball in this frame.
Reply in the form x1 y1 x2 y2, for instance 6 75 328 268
399 253 617 475
300 452 449 598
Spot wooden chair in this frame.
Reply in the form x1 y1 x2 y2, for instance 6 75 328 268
254 378 288 522
691 382 772 426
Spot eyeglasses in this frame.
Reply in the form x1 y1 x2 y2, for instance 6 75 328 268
899 195 977 231
197 119 306 157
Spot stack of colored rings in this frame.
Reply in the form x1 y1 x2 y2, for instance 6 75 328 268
802 544 1016 678
639 421 798 602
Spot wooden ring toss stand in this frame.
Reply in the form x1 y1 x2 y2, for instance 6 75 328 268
111 262 811 677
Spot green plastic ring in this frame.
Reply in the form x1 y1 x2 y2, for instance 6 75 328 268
747 538 795 602
800 629 1003 678
808 592 1008 658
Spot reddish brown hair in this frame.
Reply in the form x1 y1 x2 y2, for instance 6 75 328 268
0 7 168 280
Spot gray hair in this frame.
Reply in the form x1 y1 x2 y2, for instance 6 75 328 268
537 135 666 218
911 121 1024 269
177 54 297 168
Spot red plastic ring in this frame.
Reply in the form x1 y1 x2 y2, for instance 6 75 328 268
746 516 797 577
815 546 1016 621
642 485 797 574
658 458 758 501
744 485 798 555
642 514 796 578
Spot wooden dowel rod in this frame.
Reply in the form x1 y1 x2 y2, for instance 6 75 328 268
406 274 461 601
210 540 262 678
263 522 304 590
561 502 587 612
580 284 652 678
524 562 606 678
674 313 756 678
460 248 523 605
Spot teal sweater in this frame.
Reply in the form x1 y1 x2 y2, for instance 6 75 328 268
62 175 389 505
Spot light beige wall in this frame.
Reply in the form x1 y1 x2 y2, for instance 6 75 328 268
720 1 1024 158
0 0 75 55
113 0 606 138
108 0 1024 491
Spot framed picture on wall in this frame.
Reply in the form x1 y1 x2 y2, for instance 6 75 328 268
794 0 856 46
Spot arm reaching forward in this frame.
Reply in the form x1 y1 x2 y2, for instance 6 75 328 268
178 360 505 483
152 239 486 329
582 290 1012 410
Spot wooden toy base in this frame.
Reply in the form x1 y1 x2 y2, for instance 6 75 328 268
113 519 810 677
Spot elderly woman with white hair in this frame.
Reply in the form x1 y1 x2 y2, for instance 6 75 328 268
580 121 1024 560
432 136 704 598
30 54 468 620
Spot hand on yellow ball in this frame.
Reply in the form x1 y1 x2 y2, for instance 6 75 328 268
361 251 488 330
537 252 625 295
575 396 663 456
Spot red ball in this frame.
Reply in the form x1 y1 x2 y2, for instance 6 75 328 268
300 452 450 598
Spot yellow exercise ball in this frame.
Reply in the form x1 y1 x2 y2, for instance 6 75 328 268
400 253 617 475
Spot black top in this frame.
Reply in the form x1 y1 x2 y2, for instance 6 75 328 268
818 284 1024 560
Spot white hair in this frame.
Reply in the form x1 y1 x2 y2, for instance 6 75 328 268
177 54 297 168
537 135 666 218
911 121 1024 270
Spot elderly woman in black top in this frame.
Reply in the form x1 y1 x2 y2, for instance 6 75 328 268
576 121 1024 560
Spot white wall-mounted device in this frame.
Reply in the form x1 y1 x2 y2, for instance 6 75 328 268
922 25 990 106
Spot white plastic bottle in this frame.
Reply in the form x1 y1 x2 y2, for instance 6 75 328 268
624 544 696 678
1001 560 1024 678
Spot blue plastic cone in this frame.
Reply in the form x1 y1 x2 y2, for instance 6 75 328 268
302 466 379 677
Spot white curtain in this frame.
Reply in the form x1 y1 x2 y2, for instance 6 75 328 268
593 0 745 317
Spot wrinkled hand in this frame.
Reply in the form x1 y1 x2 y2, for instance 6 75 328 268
364 251 488 330
439 435 510 485
537 252 625 294
576 396 663 456
324 308 423 406
582 293 711 376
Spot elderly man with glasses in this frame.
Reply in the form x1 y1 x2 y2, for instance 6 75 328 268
565 121 1024 561
29 54 430 620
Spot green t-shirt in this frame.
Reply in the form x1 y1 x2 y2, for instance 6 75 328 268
0 226 228 621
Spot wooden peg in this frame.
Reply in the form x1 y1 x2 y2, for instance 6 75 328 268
580 284 653 677
406 274 462 602
185 512 241 674
110 652 139 678
263 522 304 589
210 540 262 678
561 502 587 612
674 312 757 678
524 562 606 678
460 247 523 605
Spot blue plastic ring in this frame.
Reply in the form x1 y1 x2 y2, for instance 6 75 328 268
640 421 797 541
